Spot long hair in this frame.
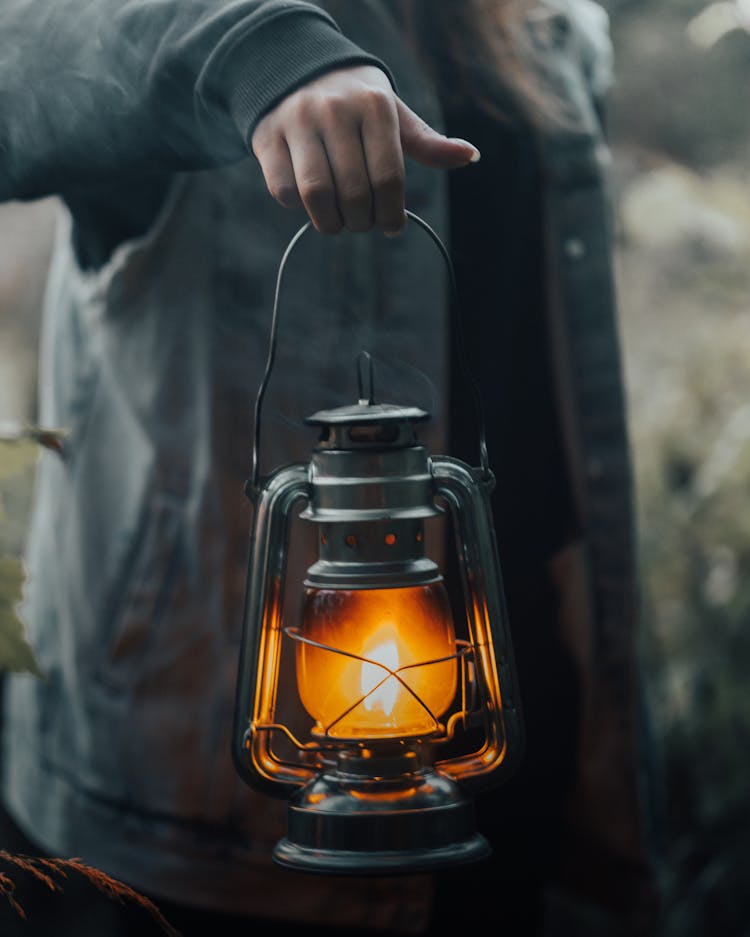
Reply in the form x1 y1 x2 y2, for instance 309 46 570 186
396 0 554 124
322 0 554 125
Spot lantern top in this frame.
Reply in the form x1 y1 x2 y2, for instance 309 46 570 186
304 350 431 452
304 400 429 427
305 350 429 432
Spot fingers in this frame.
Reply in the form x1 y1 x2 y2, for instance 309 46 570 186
284 131 343 234
282 113 378 235
322 123 374 233
316 84 405 234
251 65 479 236
252 134 304 212
360 93 405 235
252 67 384 235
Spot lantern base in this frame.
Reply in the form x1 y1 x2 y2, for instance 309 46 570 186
273 834 490 876
272 748 491 875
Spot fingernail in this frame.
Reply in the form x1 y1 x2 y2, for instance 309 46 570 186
448 138 481 162
384 228 402 238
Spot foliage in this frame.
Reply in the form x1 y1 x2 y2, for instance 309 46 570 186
606 0 750 170
0 441 41 676
0 446 179 937
0 851 181 936
605 1 750 932
0 557 42 678
614 152 750 937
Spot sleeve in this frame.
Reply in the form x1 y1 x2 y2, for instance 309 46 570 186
0 0 392 203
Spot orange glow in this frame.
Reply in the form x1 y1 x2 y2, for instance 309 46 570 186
296 583 458 739
360 627 400 716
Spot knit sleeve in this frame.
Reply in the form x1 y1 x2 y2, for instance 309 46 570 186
201 4 395 153
0 0 391 202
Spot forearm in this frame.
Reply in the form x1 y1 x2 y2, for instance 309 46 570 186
0 0 386 202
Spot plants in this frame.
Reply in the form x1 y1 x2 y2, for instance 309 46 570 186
0 438 41 677
0 440 181 935
0 851 180 936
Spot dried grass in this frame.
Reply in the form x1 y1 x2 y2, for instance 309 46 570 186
0 850 181 936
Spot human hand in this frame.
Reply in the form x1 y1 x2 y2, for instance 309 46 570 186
251 65 480 236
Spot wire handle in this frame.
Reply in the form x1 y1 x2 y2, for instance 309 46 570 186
250 210 489 494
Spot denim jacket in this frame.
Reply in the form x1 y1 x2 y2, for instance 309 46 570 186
0 0 657 931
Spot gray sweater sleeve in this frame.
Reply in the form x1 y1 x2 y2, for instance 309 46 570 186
0 0 391 202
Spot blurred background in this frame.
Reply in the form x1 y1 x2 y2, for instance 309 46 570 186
1 1 749 934
606 1 750 934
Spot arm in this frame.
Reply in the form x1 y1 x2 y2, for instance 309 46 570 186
0 0 479 234
0 0 382 200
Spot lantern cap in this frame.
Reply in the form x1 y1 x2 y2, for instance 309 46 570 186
304 401 429 427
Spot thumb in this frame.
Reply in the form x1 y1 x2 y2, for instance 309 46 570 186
397 98 480 169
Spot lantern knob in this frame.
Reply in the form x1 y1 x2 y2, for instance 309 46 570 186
305 349 429 450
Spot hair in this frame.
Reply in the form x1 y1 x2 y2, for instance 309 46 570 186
397 0 555 125
322 0 555 126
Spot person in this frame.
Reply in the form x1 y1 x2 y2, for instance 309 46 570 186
0 1 660 934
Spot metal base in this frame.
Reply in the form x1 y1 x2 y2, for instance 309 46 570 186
274 833 490 875
272 749 491 875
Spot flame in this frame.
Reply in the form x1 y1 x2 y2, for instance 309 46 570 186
298 584 458 739
361 630 400 715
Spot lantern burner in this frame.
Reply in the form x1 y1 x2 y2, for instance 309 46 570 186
273 744 491 875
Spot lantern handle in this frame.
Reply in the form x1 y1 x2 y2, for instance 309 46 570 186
250 210 490 494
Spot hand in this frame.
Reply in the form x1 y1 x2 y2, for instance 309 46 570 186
251 65 480 236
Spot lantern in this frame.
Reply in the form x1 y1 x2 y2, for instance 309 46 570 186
232 214 524 874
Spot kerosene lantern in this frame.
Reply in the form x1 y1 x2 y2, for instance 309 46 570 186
233 214 524 874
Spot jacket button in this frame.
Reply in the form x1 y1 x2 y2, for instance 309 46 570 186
565 237 586 260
